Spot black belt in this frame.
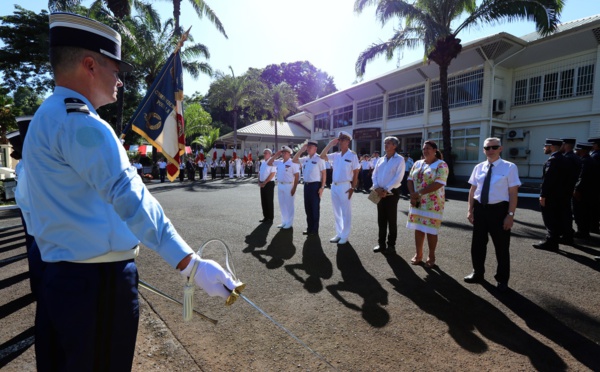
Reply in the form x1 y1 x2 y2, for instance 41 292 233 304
475 200 508 208
305 181 320 184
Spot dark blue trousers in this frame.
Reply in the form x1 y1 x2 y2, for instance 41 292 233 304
36 260 139 372
304 182 321 234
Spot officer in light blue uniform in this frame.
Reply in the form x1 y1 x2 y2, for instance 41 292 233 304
16 13 243 371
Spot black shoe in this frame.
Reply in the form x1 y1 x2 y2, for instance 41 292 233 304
532 241 559 251
373 245 387 253
497 282 509 292
595 256 600 261
464 272 484 283
259 218 273 223
386 245 396 254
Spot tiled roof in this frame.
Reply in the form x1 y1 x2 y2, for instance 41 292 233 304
519 13 600 42
234 120 310 137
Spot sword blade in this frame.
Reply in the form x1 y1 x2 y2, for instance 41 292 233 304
139 279 218 325
238 293 338 371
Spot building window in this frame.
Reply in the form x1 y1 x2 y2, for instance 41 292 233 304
427 127 480 161
314 112 330 132
430 69 484 111
513 56 595 106
332 105 353 128
388 86 425 119
356 97 383 124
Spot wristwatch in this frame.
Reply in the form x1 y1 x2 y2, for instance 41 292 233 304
508 212 515 216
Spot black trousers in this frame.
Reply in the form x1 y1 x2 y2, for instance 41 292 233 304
211 167 217 180
304 182 321 233
220 167 225 179
541 198 568 242
36 260 139 371
471 200 511 283
377 193 400 247
573 197 593 234
260 181 275 220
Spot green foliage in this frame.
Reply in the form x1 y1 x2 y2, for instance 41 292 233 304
184 103 212 138
190 127 220 150
0 92 20 144
0 6 52 93
12 87 43 116
260 61 337 105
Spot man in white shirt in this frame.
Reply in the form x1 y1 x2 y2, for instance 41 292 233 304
257 149 277 223
157 158 167 182
293 140 326 236
320 131 360 244
372 137 405 254
465 137 521 292
268 146 300 229
235 156 242 178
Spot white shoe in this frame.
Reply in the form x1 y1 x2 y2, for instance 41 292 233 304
277 224 284 228
338 238 348 244
329 236 341 243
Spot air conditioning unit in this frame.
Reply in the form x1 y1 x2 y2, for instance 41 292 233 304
320 131 329 139
329 130 337 137
508 147 528 158
493 99 506 114
507 129 525 140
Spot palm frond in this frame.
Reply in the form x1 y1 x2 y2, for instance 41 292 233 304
186 0 228 39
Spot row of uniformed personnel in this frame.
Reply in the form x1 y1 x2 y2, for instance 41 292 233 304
533 137 600 251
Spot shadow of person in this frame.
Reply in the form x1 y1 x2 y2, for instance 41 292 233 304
250 229 296 269
242 222 273 253
284 234 333 293
403 262 567 370
482 282 600 370
326 244 389 328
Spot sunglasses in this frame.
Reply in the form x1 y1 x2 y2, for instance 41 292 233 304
483 145 500 151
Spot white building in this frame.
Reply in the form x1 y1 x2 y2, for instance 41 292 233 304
290 14 600 180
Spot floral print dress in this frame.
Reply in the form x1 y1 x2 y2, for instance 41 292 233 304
406 159 449 235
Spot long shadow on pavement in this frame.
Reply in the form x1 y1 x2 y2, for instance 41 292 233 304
384 253 567 370
246 228 296 269
326 244 389 328
284 234 333 294
483 282 600 370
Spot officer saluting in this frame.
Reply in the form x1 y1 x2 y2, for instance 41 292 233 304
16 13 242 371
533 138 569 251
293 140 326 236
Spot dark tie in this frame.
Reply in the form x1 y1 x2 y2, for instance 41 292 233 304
481 163 493 205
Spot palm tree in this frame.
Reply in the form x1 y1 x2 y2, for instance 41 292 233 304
160 0 227 38
354 0 564 180
262 82 297 150
206 67 254 151
191 127 220 150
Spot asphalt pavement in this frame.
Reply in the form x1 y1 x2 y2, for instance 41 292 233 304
1 176 599 371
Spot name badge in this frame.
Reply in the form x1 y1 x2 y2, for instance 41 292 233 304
285 165 290 168
311 161 317 164
344 159 351 163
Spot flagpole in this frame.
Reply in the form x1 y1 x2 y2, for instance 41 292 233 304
119 26 193 140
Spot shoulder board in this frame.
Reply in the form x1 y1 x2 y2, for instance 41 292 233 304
64 98 90 115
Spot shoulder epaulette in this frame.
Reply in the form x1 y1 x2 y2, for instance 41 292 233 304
64 98 90 115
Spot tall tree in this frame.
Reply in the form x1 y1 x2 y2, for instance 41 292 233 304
261 82 297 150
206 67 255 151
184 102 212 138
0 6 51 93
354 0 564 180
191 127 220 151
260 61 337 105
0 92 20 145
161 0 227 38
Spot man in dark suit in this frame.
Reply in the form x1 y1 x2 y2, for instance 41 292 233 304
572 142 597 240
533 138 568 251
588 137 600 234
559 138 581 244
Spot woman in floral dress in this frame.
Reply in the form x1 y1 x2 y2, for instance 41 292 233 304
406 140 449 268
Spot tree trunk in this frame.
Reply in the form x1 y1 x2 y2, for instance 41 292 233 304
439 62 455 184
173 0 181 35
274 121 278 150
233 108 238 153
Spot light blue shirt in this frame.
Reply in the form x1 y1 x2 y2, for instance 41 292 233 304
16 86 193 267
372 153 405 192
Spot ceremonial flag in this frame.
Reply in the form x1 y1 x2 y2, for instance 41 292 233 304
212 146 217 161
221 152 226 161
125 30 190 182
233 150 237 161
243 150 248 162
248 151 252 161
199 149 205 162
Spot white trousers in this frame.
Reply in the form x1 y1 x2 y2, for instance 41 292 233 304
331 182 353 239
229 165 234 178
236 165 242 177
277 183 295 227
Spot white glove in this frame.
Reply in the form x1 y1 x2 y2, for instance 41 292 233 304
180 253 242 299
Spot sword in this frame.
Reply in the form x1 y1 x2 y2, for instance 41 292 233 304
139 279 218 325
225 285 338 371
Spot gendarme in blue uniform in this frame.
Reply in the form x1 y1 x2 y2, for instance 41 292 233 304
19 86 193 266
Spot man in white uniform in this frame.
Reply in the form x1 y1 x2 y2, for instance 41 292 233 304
257 149 277 223
293 140 326 236
268 146 300 229
320 131 360 244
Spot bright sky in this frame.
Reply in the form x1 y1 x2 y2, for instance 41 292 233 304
2 0 600 97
